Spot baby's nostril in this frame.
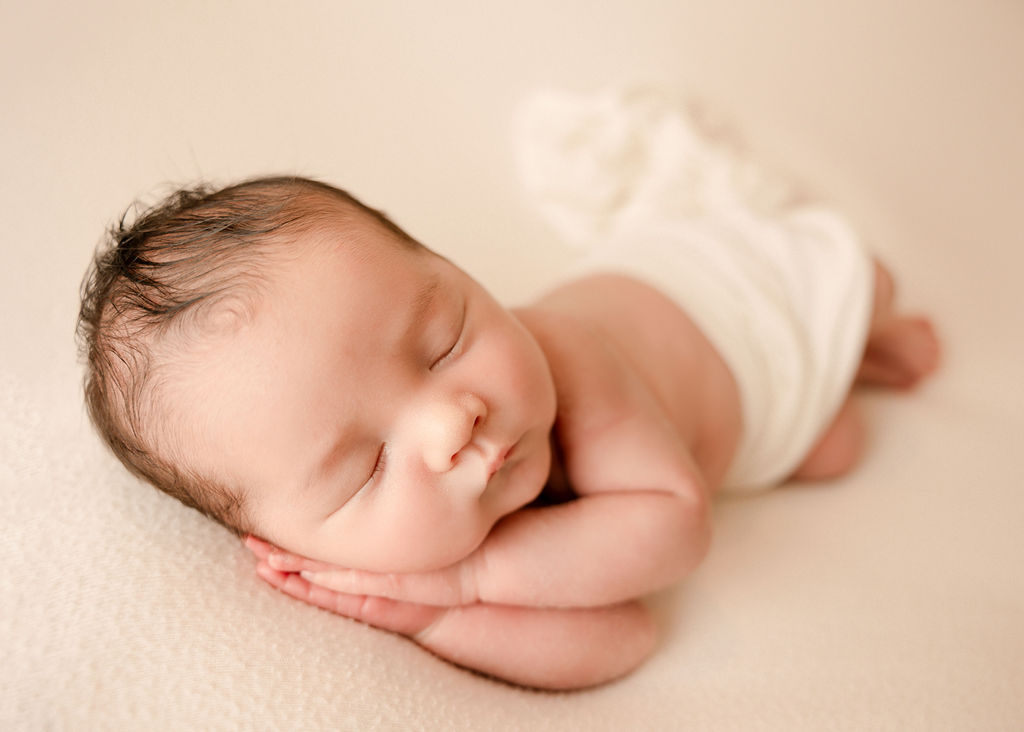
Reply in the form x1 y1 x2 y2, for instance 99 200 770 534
473 415 481 428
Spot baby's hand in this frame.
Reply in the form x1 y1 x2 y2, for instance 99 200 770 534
244 536 480 607
245 536 449 636
243 537 657 689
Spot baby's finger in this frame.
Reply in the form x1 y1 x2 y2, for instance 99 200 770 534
255 562 445 636
264 548 338 574
298 565 472 606
244 536 342 573
243 535 274 559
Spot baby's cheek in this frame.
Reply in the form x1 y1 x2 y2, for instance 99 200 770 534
489 334 535 392
386 517 484 573
513 343 556 421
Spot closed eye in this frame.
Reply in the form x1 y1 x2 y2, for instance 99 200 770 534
367 443 387 483
322 444 386 520
429 300 467 370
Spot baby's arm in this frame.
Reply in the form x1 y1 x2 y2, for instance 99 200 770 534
474 406 712 608
251 545 655 690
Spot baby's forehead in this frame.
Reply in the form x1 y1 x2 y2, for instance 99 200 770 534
249 224 435 332
154 229 434 466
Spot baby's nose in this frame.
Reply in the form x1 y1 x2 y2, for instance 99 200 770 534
420 394 486 473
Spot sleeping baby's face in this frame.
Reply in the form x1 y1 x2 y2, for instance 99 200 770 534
168 225 557 572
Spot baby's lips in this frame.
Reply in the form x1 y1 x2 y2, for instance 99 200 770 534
485 444 514 478
485 453 505 478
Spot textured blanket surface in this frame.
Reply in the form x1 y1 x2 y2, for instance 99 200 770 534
3 2 1023 729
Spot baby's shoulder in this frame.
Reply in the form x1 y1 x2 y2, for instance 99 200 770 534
513 276 675 432
530 272 671 320
515 273 742 494
515 269 736 430
516 273 668 343
512 292 624 403
515 278 712 498
516 272 705 380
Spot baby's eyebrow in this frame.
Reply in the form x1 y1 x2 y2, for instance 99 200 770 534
304 425 360 499
402 273 442 343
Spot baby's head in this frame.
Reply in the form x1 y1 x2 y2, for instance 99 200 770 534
79 176 556 571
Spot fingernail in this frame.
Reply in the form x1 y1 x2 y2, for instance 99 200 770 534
300 570 317 583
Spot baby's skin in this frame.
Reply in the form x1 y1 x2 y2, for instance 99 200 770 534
217 219 938 690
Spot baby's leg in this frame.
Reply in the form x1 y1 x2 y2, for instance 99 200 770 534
793 260 940 482
856 260 941 389
792 398 865 481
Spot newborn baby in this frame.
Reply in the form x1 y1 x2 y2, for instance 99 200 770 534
78 176 938 690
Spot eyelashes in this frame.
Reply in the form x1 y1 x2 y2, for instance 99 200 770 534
430 331 461 370
367 443 387 483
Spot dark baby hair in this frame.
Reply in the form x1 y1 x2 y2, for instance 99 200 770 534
76 175 419 535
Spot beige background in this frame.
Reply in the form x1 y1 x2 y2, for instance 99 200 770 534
2 1 1022 729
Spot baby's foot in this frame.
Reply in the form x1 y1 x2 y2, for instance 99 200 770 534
857 316 941 389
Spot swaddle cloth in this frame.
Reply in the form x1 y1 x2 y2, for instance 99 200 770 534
517 88 874 490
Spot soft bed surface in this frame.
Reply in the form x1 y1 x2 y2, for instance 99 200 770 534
2 2 1022 729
